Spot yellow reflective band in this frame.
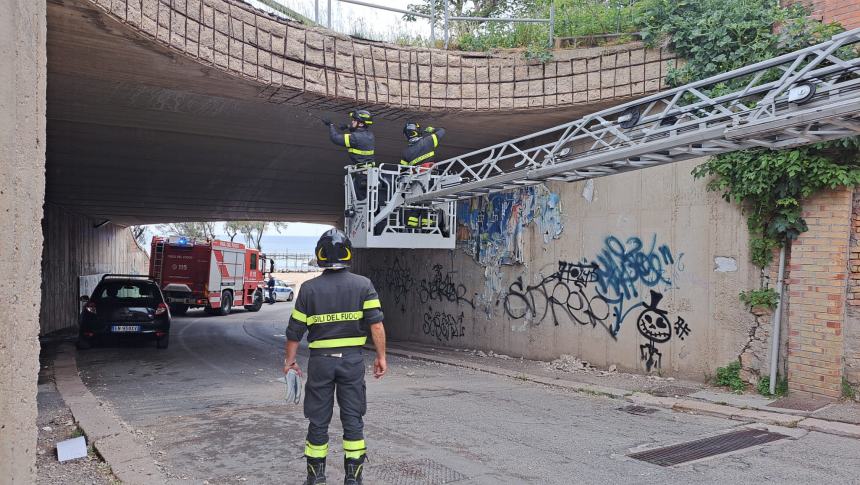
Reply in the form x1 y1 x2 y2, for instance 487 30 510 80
309 336 368 349
307 311 363 325
432 133 438 148
344 247 352 261
408 151 434 165
348 148 375 156
400 160 409 165
363 299 381 310
344 133 351 148
305 441 329 458
291 308 308 323
316 246 327 261
343 439 366 458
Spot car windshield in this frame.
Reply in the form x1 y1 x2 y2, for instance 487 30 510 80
94 281 159 303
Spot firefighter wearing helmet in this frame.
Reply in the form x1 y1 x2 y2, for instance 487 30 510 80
323 110 376 200
284 229 387 485
400 121 448 232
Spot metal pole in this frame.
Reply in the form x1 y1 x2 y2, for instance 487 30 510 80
315 0 319 23
769 244 788 395
548 1 555 48
430 0 436 46
443 3 449 49
328 0 331 28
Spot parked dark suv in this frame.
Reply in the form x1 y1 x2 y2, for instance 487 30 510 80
78 275 171 349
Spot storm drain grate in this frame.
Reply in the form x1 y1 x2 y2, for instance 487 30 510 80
619 405 659 415
767 395 832 412
650 385 698 397
629 428 789 466
370 458 468 484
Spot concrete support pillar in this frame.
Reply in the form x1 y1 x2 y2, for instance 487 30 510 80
786 188 852 399
0 0 47 481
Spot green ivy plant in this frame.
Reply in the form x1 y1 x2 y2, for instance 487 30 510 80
739 288 780 310
637 0 860 269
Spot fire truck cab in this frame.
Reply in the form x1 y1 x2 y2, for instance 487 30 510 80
149 236 266 316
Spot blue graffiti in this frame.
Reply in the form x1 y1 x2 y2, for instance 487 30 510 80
590 235 679 336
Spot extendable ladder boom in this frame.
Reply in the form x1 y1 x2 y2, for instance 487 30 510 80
402 28 860 205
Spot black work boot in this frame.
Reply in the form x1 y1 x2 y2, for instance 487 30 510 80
343 455 365 485
304 457 327 485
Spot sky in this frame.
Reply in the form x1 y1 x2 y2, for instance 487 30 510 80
213 221 333 237
246 0 432 42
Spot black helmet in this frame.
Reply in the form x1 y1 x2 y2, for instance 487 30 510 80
349 110 373 126
403 121 421 139
315 229 353 269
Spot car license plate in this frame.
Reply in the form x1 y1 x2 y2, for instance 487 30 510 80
111 325 141 333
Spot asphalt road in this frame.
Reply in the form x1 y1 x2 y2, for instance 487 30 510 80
76 302 860 484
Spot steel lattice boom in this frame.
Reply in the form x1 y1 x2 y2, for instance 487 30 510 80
403 28 860 206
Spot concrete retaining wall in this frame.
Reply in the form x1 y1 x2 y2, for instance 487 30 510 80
0 0 47 481
355 159 771 380
39 204 150 335
83 0 676 113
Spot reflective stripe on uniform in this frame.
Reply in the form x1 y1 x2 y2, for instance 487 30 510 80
405 150 434 166
291 308 308 323
306 311 363 325
343 439 367 459
308 336 368 348
305 441 329 458
344 133 351 147
348 148 375 156
432 133 438 148
363 299 381 310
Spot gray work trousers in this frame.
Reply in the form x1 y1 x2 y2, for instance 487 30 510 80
304 348 367 447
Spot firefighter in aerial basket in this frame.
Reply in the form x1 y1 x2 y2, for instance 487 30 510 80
400 121 448 235
323 110 375 201
283 229 387 485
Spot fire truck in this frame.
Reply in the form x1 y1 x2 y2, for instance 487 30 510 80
149 236 266 316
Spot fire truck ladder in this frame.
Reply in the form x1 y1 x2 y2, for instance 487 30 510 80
151 239 166 283
346 28 860 249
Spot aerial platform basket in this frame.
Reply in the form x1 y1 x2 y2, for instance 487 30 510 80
344 164 459 249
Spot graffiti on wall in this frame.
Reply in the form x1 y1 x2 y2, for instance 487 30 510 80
457 185 563 266
419 264 475 308
423 306 466 342
367 257 415 312
502 234 691 370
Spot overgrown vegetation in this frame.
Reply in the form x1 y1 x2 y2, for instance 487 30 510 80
757 375 788 397
843 378 858 400
739 288 780 310
636 0 860 271
715 361 746 394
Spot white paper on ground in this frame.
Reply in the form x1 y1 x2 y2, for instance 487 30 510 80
57 436 87 462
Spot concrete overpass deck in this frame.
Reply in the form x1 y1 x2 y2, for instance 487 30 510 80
47 0 675 225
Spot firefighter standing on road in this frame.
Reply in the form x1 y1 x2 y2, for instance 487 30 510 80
324 110 375 201
283 229 387 485
400 122 447 231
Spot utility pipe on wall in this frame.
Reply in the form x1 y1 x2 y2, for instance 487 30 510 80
769 244 788 395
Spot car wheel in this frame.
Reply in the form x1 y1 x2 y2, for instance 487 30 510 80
170 304 189 316
156 334 170 349
218 292 233 316
76 337 92 350
245 290 263 312
287 292 294 302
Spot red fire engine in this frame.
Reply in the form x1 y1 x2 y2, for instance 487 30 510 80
149 236 266 316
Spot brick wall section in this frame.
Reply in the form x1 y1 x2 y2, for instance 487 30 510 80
845 189 860 387
786 188 852 398
789 0 860 29
84 0 675 112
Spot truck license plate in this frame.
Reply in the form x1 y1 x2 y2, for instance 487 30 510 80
111 325 141 333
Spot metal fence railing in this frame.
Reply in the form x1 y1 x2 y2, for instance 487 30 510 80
257 0 557 48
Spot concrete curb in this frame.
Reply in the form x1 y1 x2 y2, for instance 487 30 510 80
53 343 167 484
384 346 860 440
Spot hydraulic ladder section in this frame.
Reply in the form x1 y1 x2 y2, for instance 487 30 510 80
345 28 860 249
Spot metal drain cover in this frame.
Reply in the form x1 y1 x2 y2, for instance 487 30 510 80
619 405 659 415
767 395 832 412
371 458 468 484
629 428 789 466
650 385 697 397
